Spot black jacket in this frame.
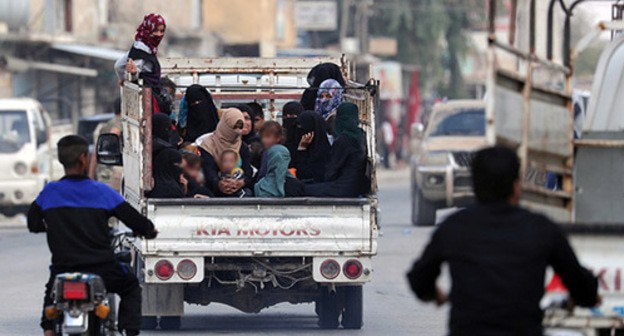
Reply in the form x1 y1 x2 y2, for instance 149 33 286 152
304 136 366 197
407 203 598 336
28 175 156 268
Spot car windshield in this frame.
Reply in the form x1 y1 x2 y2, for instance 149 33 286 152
429 109 485 137
0 111 31 153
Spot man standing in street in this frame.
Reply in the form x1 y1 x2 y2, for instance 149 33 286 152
90 97 123 192
28 135 158 336
407 146 599 336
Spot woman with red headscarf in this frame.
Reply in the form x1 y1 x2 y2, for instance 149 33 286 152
115 14 171 113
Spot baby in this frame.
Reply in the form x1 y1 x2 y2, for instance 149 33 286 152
218 149 246 198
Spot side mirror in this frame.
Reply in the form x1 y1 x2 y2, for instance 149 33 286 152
36 130 47 147
96 133 122 166
412 123 425 139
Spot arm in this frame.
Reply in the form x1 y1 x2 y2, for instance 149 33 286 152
238 143 254 188
27 201 46 233
111 202 157 238
407 227 445 302
199 148 221 193
549 223 598 307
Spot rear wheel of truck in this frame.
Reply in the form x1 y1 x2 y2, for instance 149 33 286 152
412 186 437 226
159 316 182 330
341 286 363 329
140 316 158 330
317 287 340 329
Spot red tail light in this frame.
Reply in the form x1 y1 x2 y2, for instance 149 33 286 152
343 259 363 279
63 282 88 300
155 260 174 280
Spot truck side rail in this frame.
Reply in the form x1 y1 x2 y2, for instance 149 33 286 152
148 197 370 207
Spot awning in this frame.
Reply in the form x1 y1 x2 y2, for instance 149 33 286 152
1 56 97 77
51 43 125 61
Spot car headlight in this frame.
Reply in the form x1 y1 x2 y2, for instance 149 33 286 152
419 152 450 166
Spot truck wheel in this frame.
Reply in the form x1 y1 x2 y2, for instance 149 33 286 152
341 286 363 329
317 287 340 329
140 316 158 330
159 316 181 330
412 186 437 226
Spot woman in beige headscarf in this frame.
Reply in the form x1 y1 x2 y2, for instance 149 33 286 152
198 108 254 196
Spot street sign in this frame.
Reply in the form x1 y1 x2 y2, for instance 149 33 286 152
295 0 338 31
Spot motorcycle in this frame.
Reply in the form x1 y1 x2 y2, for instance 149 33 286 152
45 273 111 335
45 229 136 335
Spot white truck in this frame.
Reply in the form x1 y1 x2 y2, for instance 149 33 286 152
97 57 378 330
485 1 624 335
0 98 66 217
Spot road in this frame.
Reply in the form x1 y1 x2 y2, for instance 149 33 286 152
0 178 449 336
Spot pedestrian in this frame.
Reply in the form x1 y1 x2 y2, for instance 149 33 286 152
301 63 346 111
114 13 170 114
407 146 599 336
237 104 262 169
184 84 220 142
282 101 304 155
247 102 265 131
289 111 331 183
304 102 367 197
28 135 157 336
198 108 253 197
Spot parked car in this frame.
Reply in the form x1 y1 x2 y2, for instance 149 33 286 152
0 98 67 216
409 100 487 226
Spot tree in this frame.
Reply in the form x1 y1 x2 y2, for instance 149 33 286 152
370 0 485 98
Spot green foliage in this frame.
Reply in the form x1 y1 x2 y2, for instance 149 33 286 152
370 0 485 98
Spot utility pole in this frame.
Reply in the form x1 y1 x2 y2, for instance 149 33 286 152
358 0 371 55
340 0 352 51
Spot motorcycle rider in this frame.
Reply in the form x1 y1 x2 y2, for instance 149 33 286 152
28 135 158 336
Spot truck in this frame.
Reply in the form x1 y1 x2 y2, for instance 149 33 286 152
96 57 379 330
409 100 486 226
0 98 66 217
485 1 624 334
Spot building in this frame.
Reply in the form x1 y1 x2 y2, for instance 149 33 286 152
0 0 219 124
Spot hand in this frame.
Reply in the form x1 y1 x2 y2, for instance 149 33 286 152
180 174 188 194
126 58 138 75
194 194 210 199
435 287 448 306
299 132 315 150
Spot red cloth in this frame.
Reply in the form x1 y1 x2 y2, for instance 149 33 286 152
134 13 166 55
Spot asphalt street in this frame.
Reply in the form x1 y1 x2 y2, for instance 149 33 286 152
0 177 450 336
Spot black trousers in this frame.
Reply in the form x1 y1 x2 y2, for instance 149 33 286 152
41 262 141 334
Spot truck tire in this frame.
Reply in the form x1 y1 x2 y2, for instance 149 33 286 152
412 186 437 226
317 287 340 329
341 286 363 329
159 316 181 330
140 316 158 330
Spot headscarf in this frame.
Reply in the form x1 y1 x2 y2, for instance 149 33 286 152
247 102 264 122
199 108 244 167
134 13 166 55
148 148 184 198
301 63 346 110
315 79 343 120
292 111 331 163
282 101 304 154
254 145 291 197
237 104 259 145
334 102 364 147
184 84 219 142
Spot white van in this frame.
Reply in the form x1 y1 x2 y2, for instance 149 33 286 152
0 98 64 216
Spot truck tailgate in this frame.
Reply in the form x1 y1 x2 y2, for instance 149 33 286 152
144 198 377 257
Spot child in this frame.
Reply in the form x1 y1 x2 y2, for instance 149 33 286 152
257 121 284 180
218 149 247 198
181 151 212 197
